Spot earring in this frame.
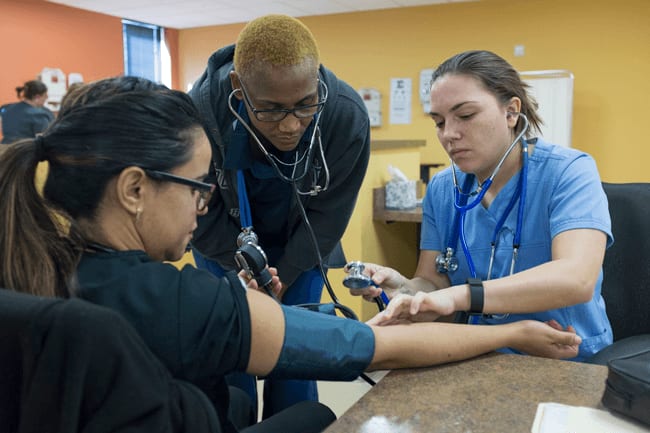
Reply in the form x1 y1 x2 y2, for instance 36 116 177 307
135 207 142 223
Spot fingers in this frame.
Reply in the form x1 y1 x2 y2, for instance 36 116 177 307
540 326 582 359
410 291 428 315
544 320 579 338
555 330 582 347
382 292 444 318
351 286 382 300
366 311 389 326
513 321 582 359
545 319 562 330
365 311 411 326
269 276 282 296
265 267 282 295
548 343 581 359
381 293 413 319
238 270 258 290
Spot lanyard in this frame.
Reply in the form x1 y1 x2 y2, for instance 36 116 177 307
237 170 252 229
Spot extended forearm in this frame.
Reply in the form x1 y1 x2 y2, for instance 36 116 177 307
369 322 511 370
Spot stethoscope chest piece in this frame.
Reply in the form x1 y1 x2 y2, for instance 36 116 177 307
435 247 459 274
342 261 374 289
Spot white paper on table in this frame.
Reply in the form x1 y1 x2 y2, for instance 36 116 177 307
531 402 650 433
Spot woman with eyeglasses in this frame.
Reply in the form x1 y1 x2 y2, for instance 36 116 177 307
188 14 371 417
0 77 583 433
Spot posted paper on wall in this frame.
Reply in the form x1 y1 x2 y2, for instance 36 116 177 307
389 78 411 124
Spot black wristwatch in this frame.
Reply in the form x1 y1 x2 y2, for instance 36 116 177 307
466 278 484 314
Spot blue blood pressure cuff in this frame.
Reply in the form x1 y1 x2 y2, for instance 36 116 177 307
265 305 375 381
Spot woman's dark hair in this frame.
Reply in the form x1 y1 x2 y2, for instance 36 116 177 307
431 50 543 137
0 77 207 298
58 76 168 118
16 80 48 100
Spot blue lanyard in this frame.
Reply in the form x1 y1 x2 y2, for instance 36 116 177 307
233 100 254 232
237 170 252 230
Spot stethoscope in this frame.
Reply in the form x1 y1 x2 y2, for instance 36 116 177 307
226 79 331 247
436 113 530 285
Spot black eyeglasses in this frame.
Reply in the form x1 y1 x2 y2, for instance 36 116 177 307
238 79 328 122
143 169 215 212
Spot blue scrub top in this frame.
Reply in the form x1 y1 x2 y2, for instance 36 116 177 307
421 139 613 360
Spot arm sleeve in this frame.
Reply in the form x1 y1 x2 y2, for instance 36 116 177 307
548 154 613 247
178 268 252 380
266 305 375 381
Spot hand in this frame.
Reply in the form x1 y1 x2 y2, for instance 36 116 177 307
544 319 575 333
509 320 581 359
366 305 440 326
344 262 405 302
368 290 457 325
239 267 282 298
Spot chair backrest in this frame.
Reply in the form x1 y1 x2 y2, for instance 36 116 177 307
600 182 650 341
0 288 219 433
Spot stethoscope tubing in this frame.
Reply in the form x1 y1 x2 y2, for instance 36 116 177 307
226 85 330 195
440 113 530 280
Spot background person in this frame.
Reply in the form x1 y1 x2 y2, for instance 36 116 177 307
349 50 613 362
1 80 54 144
188 14 371 417
0 78 583 432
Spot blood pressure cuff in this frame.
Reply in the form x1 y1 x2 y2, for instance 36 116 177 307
265 305 375 381
601 348 650 426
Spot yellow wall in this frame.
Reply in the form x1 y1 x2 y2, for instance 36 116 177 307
178 0 650 319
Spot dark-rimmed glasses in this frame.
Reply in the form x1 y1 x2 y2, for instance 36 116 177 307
239 79 328 122
144 169 215 212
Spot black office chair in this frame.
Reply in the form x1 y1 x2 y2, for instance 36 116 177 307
0 288 220 433
588 182 650 364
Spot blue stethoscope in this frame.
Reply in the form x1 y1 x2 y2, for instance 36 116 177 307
435 113 530 284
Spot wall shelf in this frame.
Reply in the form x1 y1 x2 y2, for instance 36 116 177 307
370 139 426 151
373 187 422 223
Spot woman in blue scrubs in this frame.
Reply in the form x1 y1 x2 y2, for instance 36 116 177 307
351 50 613 361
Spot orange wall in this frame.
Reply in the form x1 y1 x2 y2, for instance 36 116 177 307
0 0 180 108
0 0 123 106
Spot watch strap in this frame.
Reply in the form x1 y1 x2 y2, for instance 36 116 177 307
467 278 484 314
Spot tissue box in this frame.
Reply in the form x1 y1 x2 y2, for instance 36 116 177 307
385 180 417 210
